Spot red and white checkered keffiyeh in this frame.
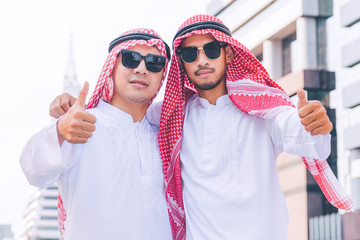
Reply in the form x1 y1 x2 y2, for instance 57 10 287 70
57 28 170 238
159 14 354 240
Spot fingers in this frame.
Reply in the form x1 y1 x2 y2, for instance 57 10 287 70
81 112 97 124
301 116 332 134
49 93 76 118
61 99 71 113
56 121 93 145
81 121 96 132
298 100 333 135
76 81 89 108
57 111 96 145
297 89 308 110
65 129 94 144
50 96 67 118
70 111 97 124
310 122 333 135
65 113 96 132
298 100 324 119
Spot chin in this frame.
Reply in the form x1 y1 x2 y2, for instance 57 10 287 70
193 79 221 91
128 94 151 103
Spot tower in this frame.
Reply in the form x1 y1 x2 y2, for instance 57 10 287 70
63 34 81 97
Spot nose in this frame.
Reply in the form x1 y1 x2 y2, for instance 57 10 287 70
196 48 210 67
134 59 148 75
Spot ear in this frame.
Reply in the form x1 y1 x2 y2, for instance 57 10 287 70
177 54 185 73
225 45 234 63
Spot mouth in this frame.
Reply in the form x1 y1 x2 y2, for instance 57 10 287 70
195 68 214 78
129 79 149 88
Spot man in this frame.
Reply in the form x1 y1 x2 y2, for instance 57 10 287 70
157 14 353 239
20 28 173 240
48 15 353 240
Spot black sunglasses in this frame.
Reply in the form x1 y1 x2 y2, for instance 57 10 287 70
176 41 228 63
120 50 166 73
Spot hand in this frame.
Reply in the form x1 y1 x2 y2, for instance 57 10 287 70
57 82 97 145
297 89 333 135
49 93 77 118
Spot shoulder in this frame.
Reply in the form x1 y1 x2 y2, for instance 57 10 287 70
272 107 298 122
185 94 199 109
145 101 162 127
86 107 102 117
85 101 116 120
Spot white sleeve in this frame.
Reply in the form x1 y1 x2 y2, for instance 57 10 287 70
145 100 163 127
267 107 331 160
19 120 71 188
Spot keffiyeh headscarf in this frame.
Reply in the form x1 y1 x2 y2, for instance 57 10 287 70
159 14 353 240
57 28 171 238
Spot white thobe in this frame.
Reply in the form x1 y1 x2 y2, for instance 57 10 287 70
20 100 172 240
179 94 331 240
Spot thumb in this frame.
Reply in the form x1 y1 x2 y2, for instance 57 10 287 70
76 81 89 109
297 89 308 109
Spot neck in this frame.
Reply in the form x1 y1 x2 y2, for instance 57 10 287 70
197 80 228 105
109 97 149 122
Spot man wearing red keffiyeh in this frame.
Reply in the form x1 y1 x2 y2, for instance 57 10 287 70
20 28 173 240
155 14 353 240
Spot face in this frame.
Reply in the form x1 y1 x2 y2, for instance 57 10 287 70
110 44 164 106
179 34 232 93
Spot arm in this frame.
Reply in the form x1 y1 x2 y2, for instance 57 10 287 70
269 108 331 160
272 91 354 212
145 100 163 127
20 82 95 187
269 90 332 159
20 121 67 188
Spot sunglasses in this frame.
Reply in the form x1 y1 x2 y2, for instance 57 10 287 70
120 50 166 73
176 41 228 63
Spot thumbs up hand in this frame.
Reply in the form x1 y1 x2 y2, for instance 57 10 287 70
297 89 333 135
57 81 97 145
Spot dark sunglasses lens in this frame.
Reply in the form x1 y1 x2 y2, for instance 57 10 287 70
122 51 141 68
181 47 198 63
204 42 222 59
145 55 165 73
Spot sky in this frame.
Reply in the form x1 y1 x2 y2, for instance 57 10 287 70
0 0 212 235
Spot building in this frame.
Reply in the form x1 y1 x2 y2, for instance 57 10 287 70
0 225 14 240
20 187 60 240
19 36 81 240
207 0 352 239
328 0 360 210
327 0 360 239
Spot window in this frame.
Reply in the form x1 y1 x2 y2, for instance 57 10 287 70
43 206 57 210
255 53 263 64
44 196 58 200
37 226 58 231
351 148 360 210
282 32 296 76
41 216 58 220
